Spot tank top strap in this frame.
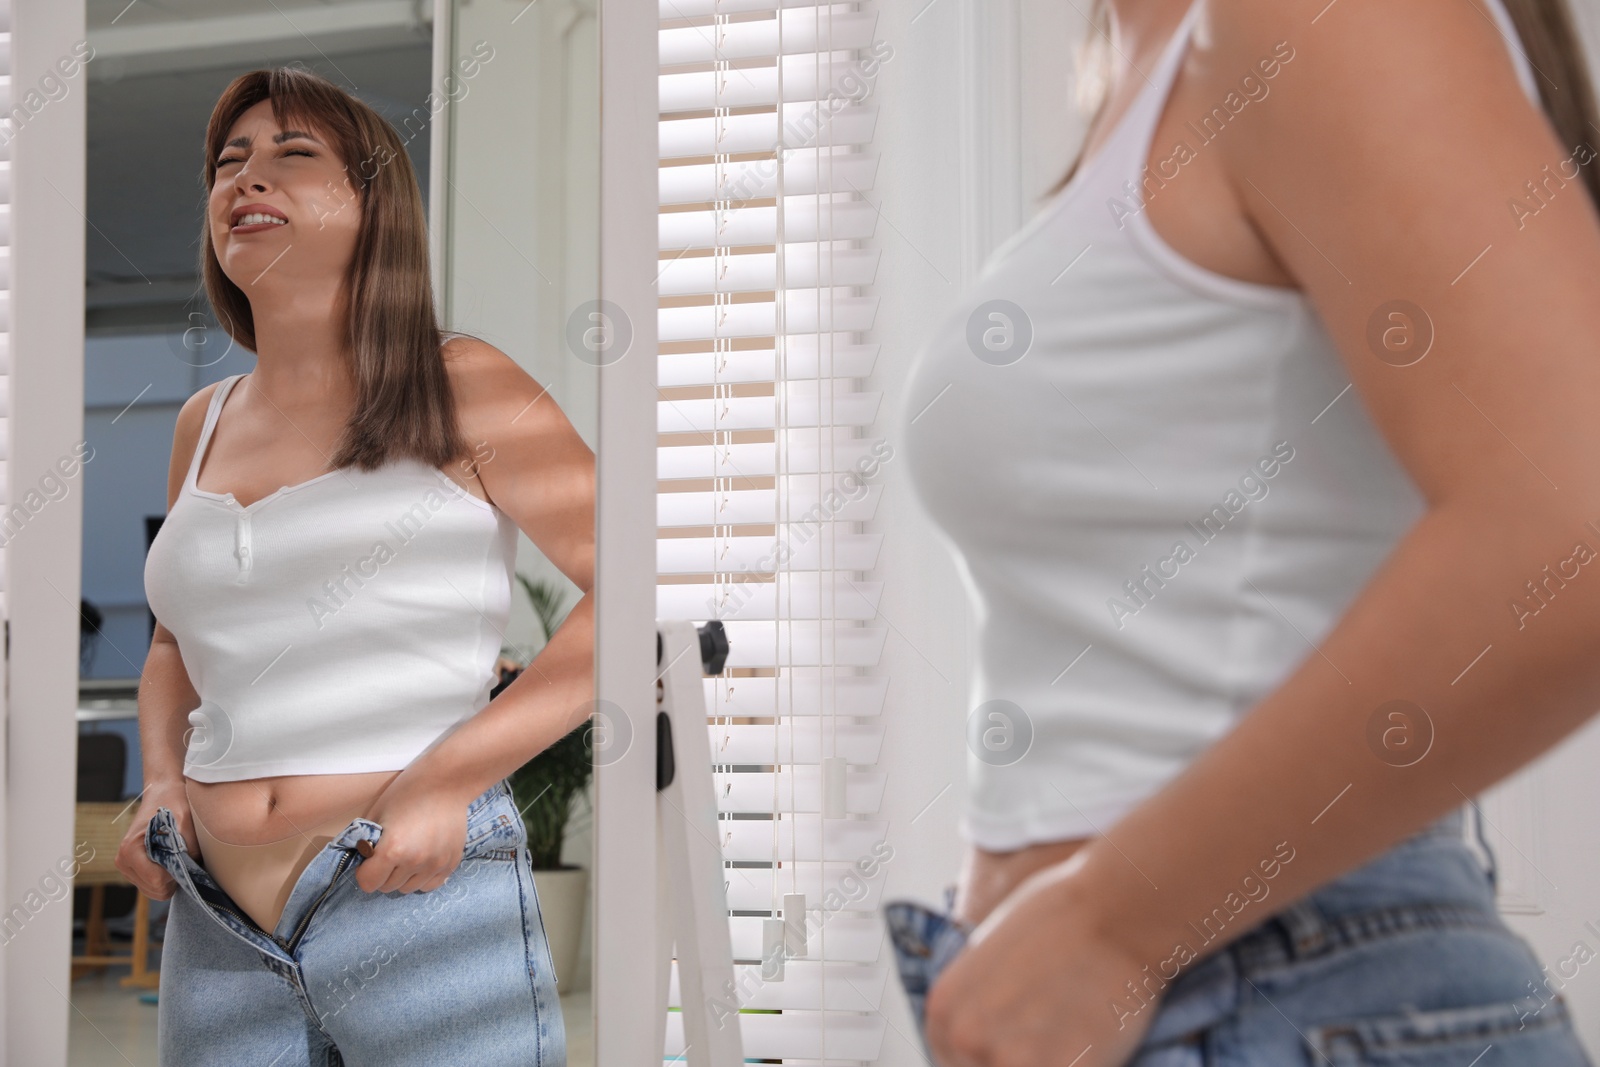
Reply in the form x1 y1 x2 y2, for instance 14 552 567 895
184 373 247 490
1478 0 1541 104
1110 0 1537 206
1103 0 1206 199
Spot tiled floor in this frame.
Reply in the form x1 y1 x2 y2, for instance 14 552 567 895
67 966 594 1066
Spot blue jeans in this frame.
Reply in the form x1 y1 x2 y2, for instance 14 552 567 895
144 777 565 1066
883 808 1593 1065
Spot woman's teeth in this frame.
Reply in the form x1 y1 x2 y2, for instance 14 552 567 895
235 213 287 227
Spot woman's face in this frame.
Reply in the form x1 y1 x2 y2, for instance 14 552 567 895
207 98 361 298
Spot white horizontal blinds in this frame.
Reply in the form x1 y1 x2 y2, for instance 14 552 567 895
658 1 891 1061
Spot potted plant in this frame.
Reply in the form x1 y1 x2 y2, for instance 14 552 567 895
493 573 593 991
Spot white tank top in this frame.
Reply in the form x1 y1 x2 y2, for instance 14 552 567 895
144 371 520 782
900 0 1540 850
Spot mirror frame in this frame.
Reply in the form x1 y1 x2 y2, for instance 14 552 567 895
591 0 660 1059
3 2 657 1058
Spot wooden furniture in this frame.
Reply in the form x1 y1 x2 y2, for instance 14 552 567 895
70 801 160 989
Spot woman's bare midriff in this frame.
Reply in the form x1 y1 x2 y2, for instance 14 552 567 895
953 835 1094 928
183 770 402 934
171 369 502 931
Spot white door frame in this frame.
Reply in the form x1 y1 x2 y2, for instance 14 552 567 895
591 0 659 1060
5 1 91 1063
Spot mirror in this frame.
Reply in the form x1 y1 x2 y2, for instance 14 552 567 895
71 1 597 1063
438 2 599 1060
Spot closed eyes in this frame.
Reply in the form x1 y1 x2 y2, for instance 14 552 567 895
215 148 316 168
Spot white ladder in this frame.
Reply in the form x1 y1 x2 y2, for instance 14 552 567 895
654 620 744 1067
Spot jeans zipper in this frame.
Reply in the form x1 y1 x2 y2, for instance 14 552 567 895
284 849 358 953
169 832 357 954
179 858 286 947
196 880 275 940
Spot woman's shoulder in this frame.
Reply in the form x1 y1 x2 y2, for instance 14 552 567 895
1200 0 1534 113
435 332 591 536
441 332 548 390
440 331 501 370
439 333 559 432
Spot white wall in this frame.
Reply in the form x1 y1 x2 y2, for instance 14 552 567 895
442 0 601 996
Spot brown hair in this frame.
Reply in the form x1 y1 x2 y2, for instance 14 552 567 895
201 67 473 473
1045 0 1600 212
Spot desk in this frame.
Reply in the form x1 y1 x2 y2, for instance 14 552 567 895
78 677 139 723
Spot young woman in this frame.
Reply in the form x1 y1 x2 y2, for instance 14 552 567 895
891 0 1600 1063
114 67 591 1066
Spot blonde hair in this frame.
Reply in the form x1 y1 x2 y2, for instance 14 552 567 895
1045 0 1600 212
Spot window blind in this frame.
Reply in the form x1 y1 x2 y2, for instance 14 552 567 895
657 1 894 1061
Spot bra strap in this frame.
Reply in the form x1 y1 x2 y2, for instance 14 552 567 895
184 373 246 490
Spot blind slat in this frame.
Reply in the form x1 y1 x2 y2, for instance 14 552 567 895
719 816 890 864
658 438 886 481
714 767 888 815
659 104 876 160
708 723 883 766
700 672 889 717
659 0 838 19
658 341 880 387
661 55 878 112
668 957 888 1012
660 576 883 621
665 1004 886 1060
657 246 879 296
658 484 881 527
723 912 885 964
660 295 879 342
714 621 888 669
659 532 885 574
660 9 875 65
661 196 877 251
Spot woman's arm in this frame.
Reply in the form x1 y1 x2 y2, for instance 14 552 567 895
927 1 1600 1062
137 625 200 798
118 387 216 898
398 340 597 803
